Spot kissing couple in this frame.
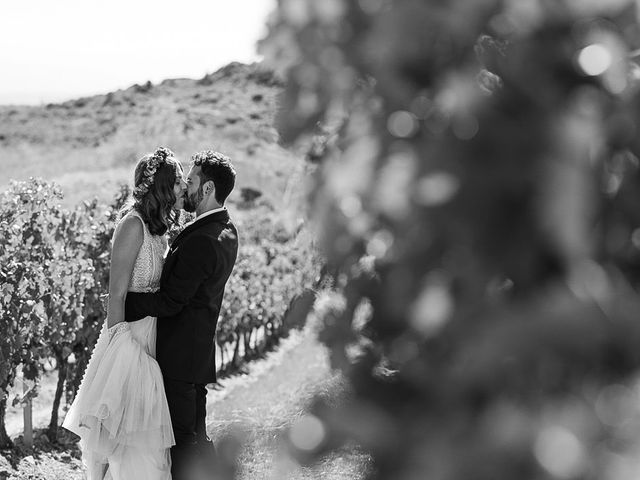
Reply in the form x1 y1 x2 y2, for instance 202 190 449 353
63 147 239 480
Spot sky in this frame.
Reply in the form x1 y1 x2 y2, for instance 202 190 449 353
0 0 276 105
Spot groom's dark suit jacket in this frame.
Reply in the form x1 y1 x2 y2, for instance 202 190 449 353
124 209 238 384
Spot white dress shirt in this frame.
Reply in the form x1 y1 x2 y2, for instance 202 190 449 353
187 206 227 227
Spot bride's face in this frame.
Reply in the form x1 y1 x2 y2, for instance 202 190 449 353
173 166 187 210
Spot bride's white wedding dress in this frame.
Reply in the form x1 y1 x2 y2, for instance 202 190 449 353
63 211 175 480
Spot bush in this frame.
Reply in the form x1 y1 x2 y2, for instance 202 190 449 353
218 235 320 371
0 179 94 447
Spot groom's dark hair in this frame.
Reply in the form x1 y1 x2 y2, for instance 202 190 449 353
191 150 236 205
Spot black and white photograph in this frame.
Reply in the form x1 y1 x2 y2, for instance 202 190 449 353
3 0 640 479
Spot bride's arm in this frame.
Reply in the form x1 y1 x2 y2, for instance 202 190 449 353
106 216 143 329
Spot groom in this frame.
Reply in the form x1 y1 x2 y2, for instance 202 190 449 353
124 150 238 479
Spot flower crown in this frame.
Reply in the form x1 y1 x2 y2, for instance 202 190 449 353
133 147 175 201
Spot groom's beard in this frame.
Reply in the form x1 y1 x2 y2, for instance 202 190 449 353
184 187 204 213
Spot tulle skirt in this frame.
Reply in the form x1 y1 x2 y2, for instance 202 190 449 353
63 319 175 480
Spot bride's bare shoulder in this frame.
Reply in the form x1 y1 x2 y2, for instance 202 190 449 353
112 213 144 249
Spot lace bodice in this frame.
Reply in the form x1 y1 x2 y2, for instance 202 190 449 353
118 211 168 293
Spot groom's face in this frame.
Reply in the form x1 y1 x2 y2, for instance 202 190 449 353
184 166 205 213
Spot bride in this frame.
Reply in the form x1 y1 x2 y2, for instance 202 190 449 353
63 147 186 480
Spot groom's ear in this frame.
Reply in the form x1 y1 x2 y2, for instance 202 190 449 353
203 180 215 197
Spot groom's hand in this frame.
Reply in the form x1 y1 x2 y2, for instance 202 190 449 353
124 293 149 322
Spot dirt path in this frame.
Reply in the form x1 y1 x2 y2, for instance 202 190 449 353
0 326 371 479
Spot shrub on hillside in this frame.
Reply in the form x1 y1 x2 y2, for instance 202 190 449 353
238 187 263 209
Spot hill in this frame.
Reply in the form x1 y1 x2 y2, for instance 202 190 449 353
0 62 305 209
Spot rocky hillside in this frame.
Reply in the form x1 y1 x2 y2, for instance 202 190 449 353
0 63 304 208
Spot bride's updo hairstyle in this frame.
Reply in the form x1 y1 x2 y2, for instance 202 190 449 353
130 146 182 236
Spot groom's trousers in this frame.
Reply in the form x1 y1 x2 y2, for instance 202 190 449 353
163 377 216 478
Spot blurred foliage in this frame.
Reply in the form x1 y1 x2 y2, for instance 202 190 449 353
261 0 640 478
